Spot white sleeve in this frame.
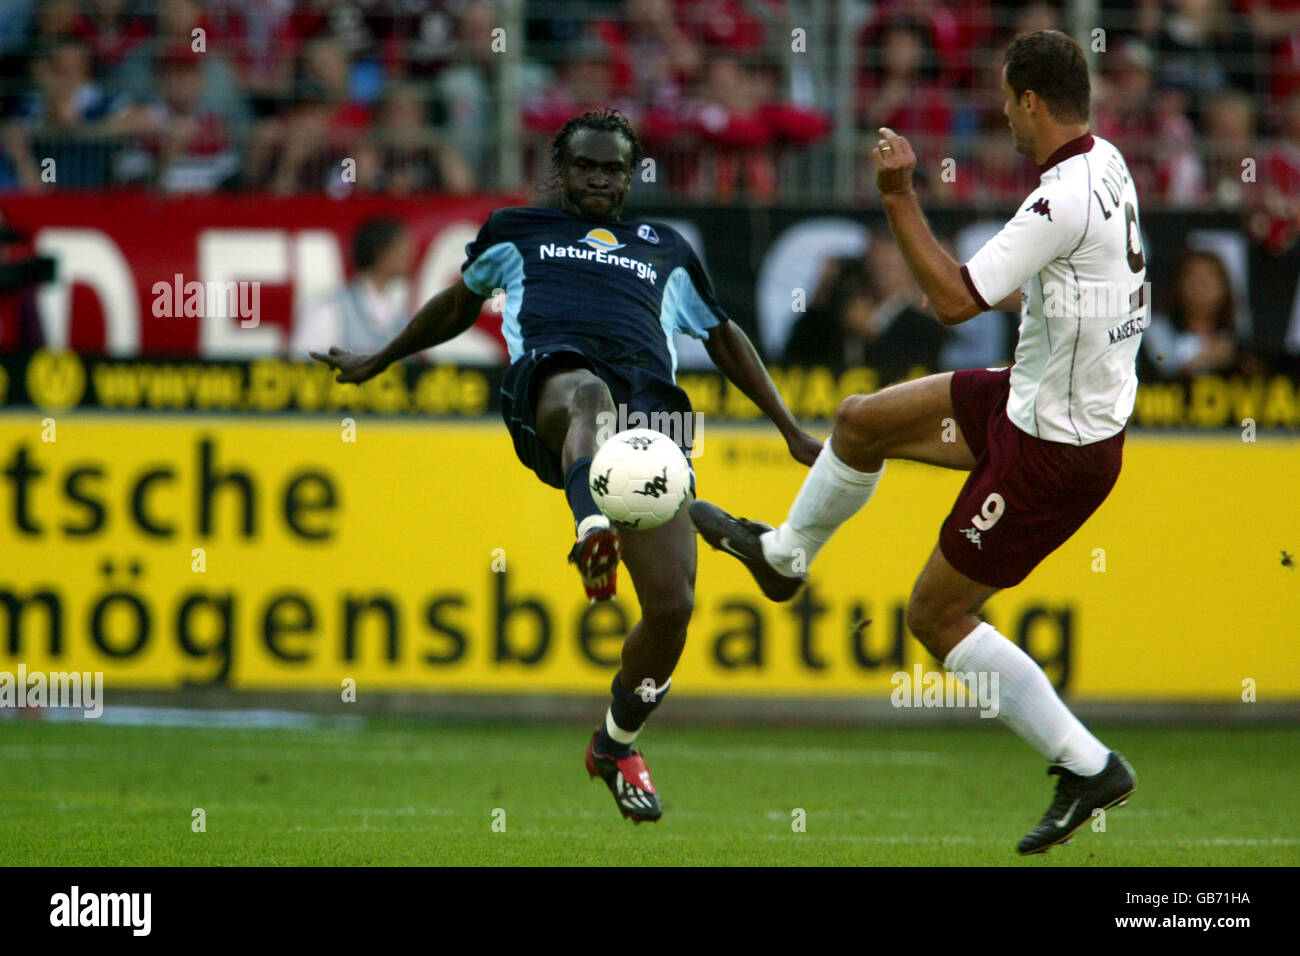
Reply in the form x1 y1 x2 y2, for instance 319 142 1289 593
291 299 342 357
961 185 1086 309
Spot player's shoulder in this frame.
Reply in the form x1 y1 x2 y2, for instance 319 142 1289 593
483 205 565 230
1088 134 1127 163
1019 176 1087 229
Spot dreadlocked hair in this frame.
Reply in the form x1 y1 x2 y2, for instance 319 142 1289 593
540 108 642 194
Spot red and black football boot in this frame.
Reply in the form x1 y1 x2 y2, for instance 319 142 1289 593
568 523 622 602
584 731 664 823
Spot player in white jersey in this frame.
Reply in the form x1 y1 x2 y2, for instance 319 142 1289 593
692 30 1140 855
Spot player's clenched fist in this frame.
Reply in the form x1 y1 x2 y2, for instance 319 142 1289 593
873 126 916 196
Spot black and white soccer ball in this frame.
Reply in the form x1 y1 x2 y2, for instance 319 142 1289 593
589 428 690 530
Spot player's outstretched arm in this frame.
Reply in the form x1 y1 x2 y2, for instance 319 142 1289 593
311 278 486 384
873 127 981 325
704 320 822 466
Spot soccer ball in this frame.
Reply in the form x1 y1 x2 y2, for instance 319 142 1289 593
589 428 691 530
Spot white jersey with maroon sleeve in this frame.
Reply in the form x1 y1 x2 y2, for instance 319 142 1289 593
960 133 1148 445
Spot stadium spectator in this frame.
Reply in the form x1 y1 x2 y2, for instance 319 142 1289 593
1094 40 1161 197
1242 0 1300 100
523 40 632 135
1154 0 1256 123
114 0 251 138
1201 89 1258 209
348 82 474 195
1095 39 1201 205
291 216 416 358
403 2 460 79
116 44 239 192
202 0 296 120
859 0 966 87
1247 89 1300 254
3 39 131 190
597 0 701 106
686 55 777 199
784 233 946 381
858 20 952 164
1011 1 1061 35
1142 249 1241 378
953 110 1038 205
431 1 505 179
75 0 151 77
248 37 371 194
675 0 767 55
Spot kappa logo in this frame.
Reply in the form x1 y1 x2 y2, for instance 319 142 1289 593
633 466 670 498
1028 197 1053 220
637 223 659 243
960 527 983 549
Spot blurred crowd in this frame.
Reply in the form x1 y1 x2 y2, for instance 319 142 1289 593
0 0 1294 211
789 235 1267 382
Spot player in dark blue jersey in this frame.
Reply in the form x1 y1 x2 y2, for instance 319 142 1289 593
313 109 818 823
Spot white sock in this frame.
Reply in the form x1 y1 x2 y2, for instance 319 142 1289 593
944 622 1109 776
577 513 609 538
603 675 671 745
760 438 883 576
604 709 639 744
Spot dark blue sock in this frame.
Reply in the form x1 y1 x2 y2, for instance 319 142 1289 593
564 456 602 530
595 670 670 757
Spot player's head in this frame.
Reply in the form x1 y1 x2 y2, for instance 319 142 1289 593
351 217 411 283
549 108 641 223
1001 30 1091 158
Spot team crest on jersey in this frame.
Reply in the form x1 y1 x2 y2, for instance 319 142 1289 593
579 228 625 251
637 224 659 243
1027 197 1053 220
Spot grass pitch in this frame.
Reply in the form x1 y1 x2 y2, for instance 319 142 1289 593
1 719 1296 866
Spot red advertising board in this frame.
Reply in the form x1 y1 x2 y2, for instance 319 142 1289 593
1 192 515 359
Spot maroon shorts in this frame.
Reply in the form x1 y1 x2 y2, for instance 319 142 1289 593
938 367 1125 589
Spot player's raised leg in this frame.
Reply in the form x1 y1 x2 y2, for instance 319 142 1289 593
584 506 696 822
692 371 975 601
535 366 623 601
907 545 1136 854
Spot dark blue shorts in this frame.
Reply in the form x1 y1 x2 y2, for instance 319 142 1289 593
500 345 698 489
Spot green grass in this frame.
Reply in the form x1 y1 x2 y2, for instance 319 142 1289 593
1 720 1296 866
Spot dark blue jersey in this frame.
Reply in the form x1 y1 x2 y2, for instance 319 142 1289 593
459 206 729 382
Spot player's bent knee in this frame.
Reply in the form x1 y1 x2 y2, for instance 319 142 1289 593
834 394 881 453
642 591 693 638
567 375 615 419
904 597 948 654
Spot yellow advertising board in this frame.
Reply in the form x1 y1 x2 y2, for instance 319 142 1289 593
1 415 1296 700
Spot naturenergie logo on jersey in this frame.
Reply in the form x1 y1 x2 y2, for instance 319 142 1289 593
538 229 659 284
0 665 103 718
